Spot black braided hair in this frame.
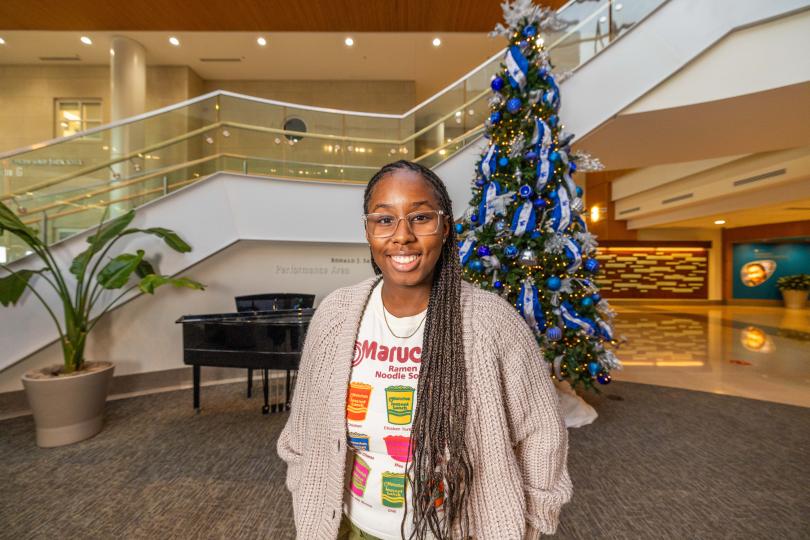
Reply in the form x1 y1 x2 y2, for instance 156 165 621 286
363 160 472 539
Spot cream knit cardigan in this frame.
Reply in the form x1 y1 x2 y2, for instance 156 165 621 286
277 276 572 539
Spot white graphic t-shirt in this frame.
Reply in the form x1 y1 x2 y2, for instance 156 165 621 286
343 281 442 539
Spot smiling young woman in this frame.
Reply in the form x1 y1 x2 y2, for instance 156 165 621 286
278 160 572 540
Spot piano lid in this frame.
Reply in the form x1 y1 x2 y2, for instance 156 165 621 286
175 307 315 325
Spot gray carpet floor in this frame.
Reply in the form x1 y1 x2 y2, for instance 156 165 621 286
1 381 808 540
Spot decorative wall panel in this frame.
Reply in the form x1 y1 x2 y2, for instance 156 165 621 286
595 242 710 299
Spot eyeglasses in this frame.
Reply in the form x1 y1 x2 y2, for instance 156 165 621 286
362 210 446 238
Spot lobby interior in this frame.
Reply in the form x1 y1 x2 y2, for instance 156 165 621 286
1 1 808 538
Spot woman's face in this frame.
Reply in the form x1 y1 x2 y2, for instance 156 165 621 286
365 170 450 289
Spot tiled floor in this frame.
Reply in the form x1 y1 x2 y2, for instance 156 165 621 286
610 304 810 407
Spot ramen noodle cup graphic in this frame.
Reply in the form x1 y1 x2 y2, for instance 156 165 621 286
348 432 370 451
346 382 373 421
350 455 371 497
383 435 413 463
385 385 415 425
381 472 406 508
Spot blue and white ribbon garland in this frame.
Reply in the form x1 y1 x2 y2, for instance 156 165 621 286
478 180 502 225
549 186 571 232
511 201 536 236
505 45 529 90
479 144 498 181
517 279 545 333
530 118 552 148
562 237 582 272
458 233 477 266
597 320 614 341
560 301 597 335
535 146 553 191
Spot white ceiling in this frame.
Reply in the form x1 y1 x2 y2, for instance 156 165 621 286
0 30 505 101
655 197 810 230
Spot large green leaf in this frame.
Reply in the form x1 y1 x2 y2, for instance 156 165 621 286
69 247 94 278
96 250 145 290
69 211 136 278
123 227 192 253
135 258 156 278
0 268 45 307
138 275 206 295
86 210 135 250
0 201 42 249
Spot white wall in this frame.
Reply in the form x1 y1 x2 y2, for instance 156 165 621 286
0 240 375 393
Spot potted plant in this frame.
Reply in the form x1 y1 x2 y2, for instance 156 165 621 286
0 203 205 447
776 274 810 309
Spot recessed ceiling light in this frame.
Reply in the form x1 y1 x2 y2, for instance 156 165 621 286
257 36 267 46
0 37 6 45
714 219 726 225
109 48 115 56
169 36 180 46
344 37 354 47
80 36 92 45
432 37 442 47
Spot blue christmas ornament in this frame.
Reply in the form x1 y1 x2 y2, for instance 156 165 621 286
500 264 509 273
588 362 600 376
548 189 558 200
549 150 560 163
597 373 611 385
489 111 502 124
546 276 562 291
569 161 577 173
475 178 485 187
493 280 503 289
469 259 484 273
470 213 479 223
581 297 593 308
498 156 510 167
519 40 528 49
576 186 583 197
454 223 464 234
523 25 537 38
494 219 507 233
546 326 562 341
506 97 522 114
548 115 558 127
525 150 538 160
490 76 505 92
584 258 600 273
531 230 541 239
533 198 547 208
518 184 533 198
476 245 491 257
591 293 602 304
505 245 519 259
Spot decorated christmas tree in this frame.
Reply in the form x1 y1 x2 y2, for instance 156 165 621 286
458 0 620 391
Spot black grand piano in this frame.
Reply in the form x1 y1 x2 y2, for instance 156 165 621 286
176 293 315 414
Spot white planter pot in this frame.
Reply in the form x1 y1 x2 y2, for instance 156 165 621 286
781 289 808 310
21 361 115 448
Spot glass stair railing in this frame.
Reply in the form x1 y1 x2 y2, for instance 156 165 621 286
0 0 666 264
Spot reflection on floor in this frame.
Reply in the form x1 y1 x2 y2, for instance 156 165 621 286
611 304 810 407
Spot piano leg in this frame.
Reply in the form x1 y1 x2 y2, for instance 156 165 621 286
247 368 253 398
262 368 270 415
193 365 201 413
285 370 291 411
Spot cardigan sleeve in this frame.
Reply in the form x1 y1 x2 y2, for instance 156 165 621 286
495 300 573 538
276 292 334 491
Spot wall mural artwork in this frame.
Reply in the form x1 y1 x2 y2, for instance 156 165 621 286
732 242 810 300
